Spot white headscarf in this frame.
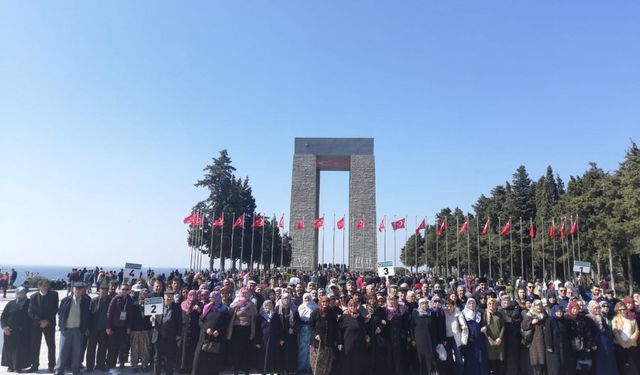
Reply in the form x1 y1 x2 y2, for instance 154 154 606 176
298 293 318 321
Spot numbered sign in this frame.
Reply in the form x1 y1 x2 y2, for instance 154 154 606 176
144 297 163 316
377 261 395 277
124 262 142 281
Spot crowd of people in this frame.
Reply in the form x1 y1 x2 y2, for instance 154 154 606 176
2 265 640 375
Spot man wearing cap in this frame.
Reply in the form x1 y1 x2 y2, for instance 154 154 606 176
55 282 90 375
27 279 59 373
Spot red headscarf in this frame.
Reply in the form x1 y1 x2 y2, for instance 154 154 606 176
567 301 580 319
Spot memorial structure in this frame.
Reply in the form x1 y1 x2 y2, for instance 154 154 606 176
289 138 377 271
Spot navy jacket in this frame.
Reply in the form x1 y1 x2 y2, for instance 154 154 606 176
58 294 90 332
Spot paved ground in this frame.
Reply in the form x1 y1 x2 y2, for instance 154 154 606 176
1 290 269 375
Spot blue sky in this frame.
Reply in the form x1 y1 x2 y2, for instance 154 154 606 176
1 1 638 268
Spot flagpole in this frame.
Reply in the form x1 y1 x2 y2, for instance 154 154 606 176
424 218 428 273
456 216 460 277
230 213 235 270
509 217 513 279
552 218 557 280
342 214 345 268
476 216 481 276
301 216 306 268
322 214 326 268
280 214 285 270
332 214 336 266
240 214 245 271
576 214 581 261
249 212 255 270
435 216 439 276
209 212 216 272
270 214 276 269
498 216 502 280
488 217 492 280
383 215 387 261
540 217 544 281
466 217 471 276
260 215 265 272
414 216 418 273
404 216 408 268
445 217 449 277
570 216 576 266
529 217 533 280
219 213 225 271
393 215 397 267
519 217 523 278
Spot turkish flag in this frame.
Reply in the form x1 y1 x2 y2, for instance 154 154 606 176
529 223 535 238
560 218 566 238
500 219 511 237
252 216 265 228
459 220 469 234
480 219 490 236
296 218 304 231
337 217 345 230
570 217 578 236
191 212 204 226
391 218 405 231
232 214 245 229
313 217 324 229
378 218 385 232
415 219 426 234
356 218 365 229
437 219 447 237
183 213 195 224
549 221 557 238
278 215 285 229
212 216 224 227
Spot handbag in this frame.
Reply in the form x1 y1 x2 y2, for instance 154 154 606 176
457 315 469 345
201 339 221 353
571 336 584 352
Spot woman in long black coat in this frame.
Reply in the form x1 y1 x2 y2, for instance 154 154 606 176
255 300 284 375
383 296 409 375
191 291 229 375
309 296 337 375
498 296 522 375
361 294 387 375
411 298 434 375
1 287 31 372
337 298 370 375
180 290 202 373
276 293 299 375
564 301 594 375
544 305 569 375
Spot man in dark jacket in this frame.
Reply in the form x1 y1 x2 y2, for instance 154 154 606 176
151 288 181 375
27 279 59 372
86 285 111 372
106 283 134 370
55 282 90 375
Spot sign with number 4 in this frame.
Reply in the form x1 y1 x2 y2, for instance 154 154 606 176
124 262 142 281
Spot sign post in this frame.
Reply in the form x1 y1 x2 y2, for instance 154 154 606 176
377 261 395 279
124 262 142 282
572 260 591 274
144 297 163 316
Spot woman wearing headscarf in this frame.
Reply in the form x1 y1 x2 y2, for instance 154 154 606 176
521 299 546 375
564 300 594 375
586 300 617 375
337 298 370 375
485 297 505 375
255 300 283 375
1 286 31 372
297 293 318 373
612 301 639 375
498 294 521 375
361 294 387 375
227 287 257 375
179 290 201 373
462 298 489 375
411 298 435 375
276 292 300 375
192 291 229 375
383 295 409 375
309 296 337 375
544 304 569 375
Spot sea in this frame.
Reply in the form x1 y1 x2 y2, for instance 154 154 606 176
0 264 182 287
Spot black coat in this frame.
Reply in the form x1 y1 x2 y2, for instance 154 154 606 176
191 309 228 375
58 294 90 333
88 295 111 331
152 302 182 343
255 312 284 374
28 291 59 326
544 316 570 375
1 299 31 370
337 314 368 375
309 308 338 348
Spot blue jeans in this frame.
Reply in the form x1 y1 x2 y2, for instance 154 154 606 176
56 328 83 375
445 336 464 375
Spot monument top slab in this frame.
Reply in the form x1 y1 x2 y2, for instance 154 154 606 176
294 137 373 156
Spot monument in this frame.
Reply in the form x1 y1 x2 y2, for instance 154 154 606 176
289 138 377 271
